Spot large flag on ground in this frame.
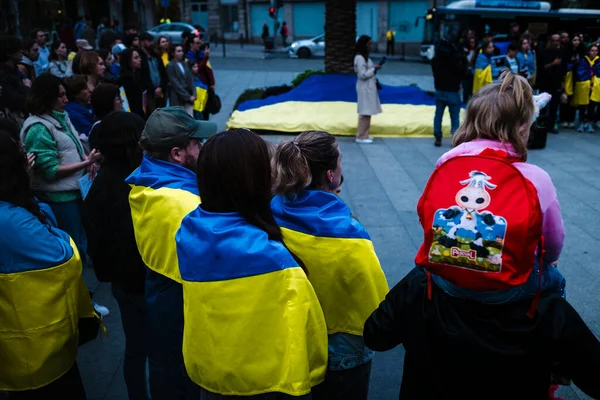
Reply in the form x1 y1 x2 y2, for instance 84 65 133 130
271 190 388 335
177 207 328 396
228 74 461 137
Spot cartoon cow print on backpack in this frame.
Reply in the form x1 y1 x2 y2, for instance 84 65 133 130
429 170 507 272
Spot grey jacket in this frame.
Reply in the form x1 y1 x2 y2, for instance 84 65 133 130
166 60 194 107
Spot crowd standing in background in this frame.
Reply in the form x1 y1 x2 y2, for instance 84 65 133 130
1 16 600 400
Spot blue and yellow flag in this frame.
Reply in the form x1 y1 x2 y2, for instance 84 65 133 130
227 74 461 138
126 155 200 283
473 52 493 94
177 207 328 396
193 77 209 112
0 202 95 391
271 191 388 336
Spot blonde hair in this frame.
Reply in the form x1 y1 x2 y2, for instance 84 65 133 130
453 71 534 161
272 131 339 197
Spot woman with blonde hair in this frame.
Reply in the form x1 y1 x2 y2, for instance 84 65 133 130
271 130 388 399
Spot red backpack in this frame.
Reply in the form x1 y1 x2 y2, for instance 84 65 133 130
415 149 543 292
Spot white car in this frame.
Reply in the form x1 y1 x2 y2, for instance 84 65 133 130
288 34 325 58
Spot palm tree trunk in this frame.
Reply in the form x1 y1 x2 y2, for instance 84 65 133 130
324 0 357 74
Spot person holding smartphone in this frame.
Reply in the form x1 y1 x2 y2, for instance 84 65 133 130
354 35 382 144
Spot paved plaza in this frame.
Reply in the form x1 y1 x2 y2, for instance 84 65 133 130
78 57 599 400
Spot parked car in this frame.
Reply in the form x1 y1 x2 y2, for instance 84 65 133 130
288 34 325 58
147 22 208 45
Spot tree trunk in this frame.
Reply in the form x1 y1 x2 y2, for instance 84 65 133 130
324 0 357 74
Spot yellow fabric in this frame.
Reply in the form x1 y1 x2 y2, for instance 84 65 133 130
183 267 327 396
227 102 464 138
572 81 591 106
386 31 395 40
67 52 76 62
129 186 200 283
193 87 209 112
564 71 574 96
161 52 169 68
0 239 94 391
280 228 388 335
592 76 600 103
473 64 492 94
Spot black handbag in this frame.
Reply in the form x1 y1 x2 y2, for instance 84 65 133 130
206 90 222 115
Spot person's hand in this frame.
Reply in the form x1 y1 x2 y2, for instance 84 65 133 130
87 162 99 180
23 78 32 88
27 153 36 171
154 87 163 97
190 96 196 102
84 149 102 166
552 57 561 66
374 64 382 70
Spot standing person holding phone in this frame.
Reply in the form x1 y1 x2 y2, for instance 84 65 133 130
354 35 382 144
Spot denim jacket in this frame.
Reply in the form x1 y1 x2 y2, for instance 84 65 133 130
328 333 374 371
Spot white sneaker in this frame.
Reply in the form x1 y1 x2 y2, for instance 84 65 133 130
577 124 585 133
596 121 600 129
561 122 569 128
355 138 374 144
587 124 595 133
93 302 110 318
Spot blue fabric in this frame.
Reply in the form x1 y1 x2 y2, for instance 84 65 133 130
110 63 120 78
0 201 73 274
48 200 88 267
431 261 566 305
433 91 461 139
237 74 437 112
65 102 95 137
126 155 199 195
176 207 299 282
34 46 50 76
185 50 204 63
271 191 371 240
328 333 374 371
74 22 86 39
516 50 536 77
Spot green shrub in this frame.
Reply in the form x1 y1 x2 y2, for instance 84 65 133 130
292 69 326 88
233 88 265 111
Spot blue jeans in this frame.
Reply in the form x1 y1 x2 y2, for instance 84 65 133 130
48 199 88 267
433 91 461 140
112 284 149 400
431 261 566 305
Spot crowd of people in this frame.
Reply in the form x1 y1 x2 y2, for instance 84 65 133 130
0 23 218 133
431 25 600 146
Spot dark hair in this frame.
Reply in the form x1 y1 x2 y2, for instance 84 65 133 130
119 48 139 77
124 34 139 48
0 35 22 62
170 43 184 61
0 130 45 223
63 75 88 101
198 129 283 242
0 118 20 143
29 28 43 40
93 111 144 171
72 51 83 74
79 51 101 76
97 48 110 62
509 22 519 30
508 42 519 52
21 38 36 53
49 41 63 61
124 22 137 32
479 39 494 56
272 130 340 197
91 83 120 119
139 32 154 42
355 35 371 61
157 35 170 55
27 74 63 115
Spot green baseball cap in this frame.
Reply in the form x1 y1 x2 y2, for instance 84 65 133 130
140 107 218 151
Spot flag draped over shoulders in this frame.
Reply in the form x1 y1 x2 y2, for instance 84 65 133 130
271 190 388 336
473 52 493 94
177 207 328 396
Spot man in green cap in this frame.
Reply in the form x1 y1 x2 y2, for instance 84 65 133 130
125 106 217 399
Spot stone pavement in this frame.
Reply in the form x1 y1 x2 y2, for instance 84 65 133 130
78 59 599 399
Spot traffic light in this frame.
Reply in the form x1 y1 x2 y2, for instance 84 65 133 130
269 7 275 18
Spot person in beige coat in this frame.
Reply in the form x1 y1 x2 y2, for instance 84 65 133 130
354 35 382 144
354 35 383 144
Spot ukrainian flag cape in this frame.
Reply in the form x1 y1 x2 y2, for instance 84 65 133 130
271 191 388 336
0 202 95 391
473 52 493 94
126 155 200 283
177 208 328 396
193 77 209 112
572 56 600 106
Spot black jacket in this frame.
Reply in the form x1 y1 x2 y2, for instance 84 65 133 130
139 49 168 94
364 268 600 400
431 41 468 92
82 163 146 294
0 63 30 115
537 47 565 91
118 73 147 120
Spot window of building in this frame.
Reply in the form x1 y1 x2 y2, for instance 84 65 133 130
222 4 239 33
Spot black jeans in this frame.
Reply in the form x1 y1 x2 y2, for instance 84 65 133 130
8 363 86 399
560 103 575 123
386 40 395 56
311 360 372 400
540 87 561 130
579 101 599 123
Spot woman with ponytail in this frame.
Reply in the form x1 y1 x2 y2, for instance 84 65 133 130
271 130 388 400
176 129 327 398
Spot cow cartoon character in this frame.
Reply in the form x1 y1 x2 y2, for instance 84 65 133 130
437 171 496 258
